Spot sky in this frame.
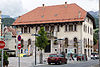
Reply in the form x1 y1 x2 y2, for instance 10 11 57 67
0 0 99 17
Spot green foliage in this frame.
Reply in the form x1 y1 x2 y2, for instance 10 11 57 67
35 27 49 50
0 51 8 61
94 18 99 28
93 28 98 45
1 18 15 27
21 44 24 48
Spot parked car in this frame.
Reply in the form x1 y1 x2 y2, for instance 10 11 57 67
67 53 78 61
47 54 67 65
77 54 87 61
91 53 99 59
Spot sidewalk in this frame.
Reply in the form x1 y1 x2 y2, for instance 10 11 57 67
88 64 99 67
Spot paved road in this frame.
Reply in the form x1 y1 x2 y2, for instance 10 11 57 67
8 56 99 67
37 60 99 67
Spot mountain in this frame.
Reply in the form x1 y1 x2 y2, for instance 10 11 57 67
1 18 15 27
89 11 99 18
89 11 99 28
1 15 11 18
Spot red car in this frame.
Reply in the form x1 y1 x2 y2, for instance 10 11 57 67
77 54 87 61
47 54 67 64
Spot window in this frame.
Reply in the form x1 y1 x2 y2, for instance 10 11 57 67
45 26 49 31
74 37 77 45
85 26 87 32
36 26 38 32
74 25 77 31
84 25 85 32
24 27 27 33
65 49 67 53
21 28 23 33
65 25 67 31
74 49 77 53
90 28 92 35
65 38 68 45
28 39 31 45
88 38 89 45
29 27 30 33
69 25 73 31
50 26 54 32
57 25 59 32
88 27 89 33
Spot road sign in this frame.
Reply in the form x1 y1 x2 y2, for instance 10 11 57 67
18 44 21 50
18 35 21 41
0 41 5 49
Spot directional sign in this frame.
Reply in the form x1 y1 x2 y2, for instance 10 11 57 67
18 35 21 41
18 44 21 49
0 41 5 49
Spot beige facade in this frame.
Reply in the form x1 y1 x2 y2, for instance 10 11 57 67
14 15 93 58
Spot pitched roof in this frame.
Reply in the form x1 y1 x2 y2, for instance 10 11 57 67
4 26 16 36
12 3 87 25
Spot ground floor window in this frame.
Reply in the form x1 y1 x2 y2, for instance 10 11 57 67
84 49 86 55
65 49 67 53
74 49 77 53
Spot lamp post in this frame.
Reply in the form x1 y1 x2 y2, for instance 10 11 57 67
55 38 64 53
31 33 40 65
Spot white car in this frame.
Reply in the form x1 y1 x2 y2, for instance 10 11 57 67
91 53 99 59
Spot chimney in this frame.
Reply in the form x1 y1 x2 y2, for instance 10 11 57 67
65 2 67 8
42 4 45 7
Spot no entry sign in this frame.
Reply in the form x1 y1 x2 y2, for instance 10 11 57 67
18 44 21 50
18 35 21 41
0 41 5 49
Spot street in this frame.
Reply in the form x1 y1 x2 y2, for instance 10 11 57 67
37 60 99 67
8 56 99 67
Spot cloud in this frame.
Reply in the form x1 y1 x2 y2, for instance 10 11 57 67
0 0 26 17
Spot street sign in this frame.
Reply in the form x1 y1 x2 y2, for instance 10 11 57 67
18 35 21 41
0 41 5 49
18 44 21 49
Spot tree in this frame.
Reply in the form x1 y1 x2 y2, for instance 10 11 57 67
93 28 98 45
35 27 49 64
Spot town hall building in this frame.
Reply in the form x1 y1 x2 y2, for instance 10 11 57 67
12 2 95 58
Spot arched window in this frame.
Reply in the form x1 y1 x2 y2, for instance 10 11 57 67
74 37 78 46
65 38 68 47
28 39 31 45
65 38 68 45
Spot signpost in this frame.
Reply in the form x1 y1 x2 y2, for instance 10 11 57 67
17 35 21 67
0 41 5 67
18 35 21 41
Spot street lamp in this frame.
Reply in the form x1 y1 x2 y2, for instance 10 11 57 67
55 38 64 53
31 33 40 65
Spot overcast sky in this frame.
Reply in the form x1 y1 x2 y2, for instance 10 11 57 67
0 0 99 17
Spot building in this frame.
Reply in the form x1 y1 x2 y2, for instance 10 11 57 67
12 2 95 58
